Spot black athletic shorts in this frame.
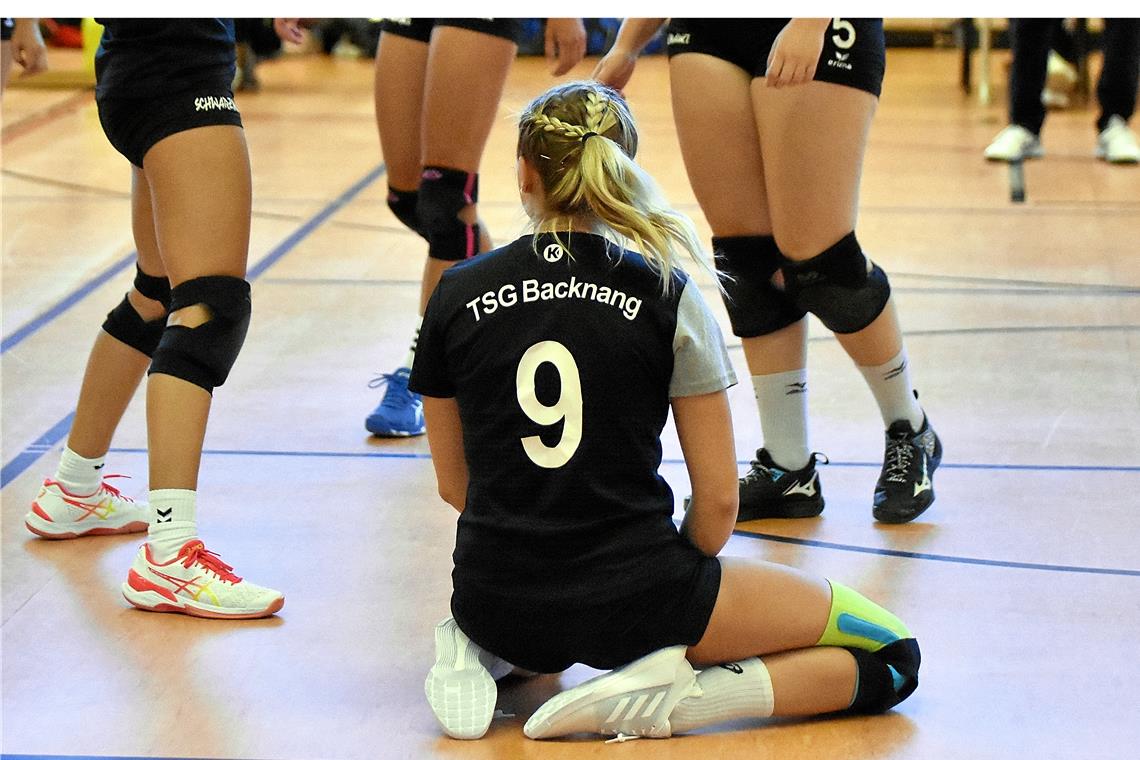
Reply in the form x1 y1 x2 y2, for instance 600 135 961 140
97 80 243 168
377 18 523 45
451 546 722 674
667 18 886 98
2 18 14 41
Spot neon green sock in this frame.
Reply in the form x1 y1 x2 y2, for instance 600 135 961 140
816 580 911 652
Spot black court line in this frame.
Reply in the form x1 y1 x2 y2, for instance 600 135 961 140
0 164 387 490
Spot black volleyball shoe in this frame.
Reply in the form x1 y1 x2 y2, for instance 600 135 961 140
737 448 828 520
872 416 943 524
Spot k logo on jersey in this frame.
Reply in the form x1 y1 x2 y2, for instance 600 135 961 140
543 243 566 263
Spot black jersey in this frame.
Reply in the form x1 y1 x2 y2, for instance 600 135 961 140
95 19 236 99
410 232 735 608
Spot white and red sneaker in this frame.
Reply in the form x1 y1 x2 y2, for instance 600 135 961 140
25 476 148 539
122 540 284 619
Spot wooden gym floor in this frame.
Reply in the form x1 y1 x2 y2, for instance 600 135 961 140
2 46 1138 760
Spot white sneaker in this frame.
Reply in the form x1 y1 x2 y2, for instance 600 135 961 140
424 617 513 740
1096 115 1140 164
121 540 284 619
25 476 148 539
524 646 697 741
984 125 1044 162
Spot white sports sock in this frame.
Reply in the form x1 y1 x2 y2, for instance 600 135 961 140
402 316 424 370
669 657 775 733
752 370 811 470
55 446 105 496
147 489 198 562
858 349 924 430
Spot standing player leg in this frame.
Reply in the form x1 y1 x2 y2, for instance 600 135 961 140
366 25 515 437
754 79 941 523
365 27 433 437
119 124 283 619
24 169 166 539
670 52 823 521
525 557 920 739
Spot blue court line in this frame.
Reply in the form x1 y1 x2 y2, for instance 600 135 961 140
0 164 386 490
731 530 1140 578
99 447 1140 473
1 252 137 354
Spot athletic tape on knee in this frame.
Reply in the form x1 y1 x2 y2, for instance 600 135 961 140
387 186 428 241
781 232 890 334
102 294 166 357
712 235 806 337
845 639 921 714
418 166 480 261
148 276 251 393
817 580 911 652
133 265 171 308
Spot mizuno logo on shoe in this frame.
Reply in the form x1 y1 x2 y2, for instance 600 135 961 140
783 473 818 498
913 458 932 497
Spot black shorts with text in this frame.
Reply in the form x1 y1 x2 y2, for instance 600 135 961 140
667 18 885 98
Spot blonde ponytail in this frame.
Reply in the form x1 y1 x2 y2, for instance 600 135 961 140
518 82 717 292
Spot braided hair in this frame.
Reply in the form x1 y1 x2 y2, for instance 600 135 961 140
518 81 714 292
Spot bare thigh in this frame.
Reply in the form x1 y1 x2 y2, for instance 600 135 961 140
141 125 251 286
752 80 876 259
128 167 168 319
374 32 429 190
669 53 770 236
420 26 516 171
687 556 832 667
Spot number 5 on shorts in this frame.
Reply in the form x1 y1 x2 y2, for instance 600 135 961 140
516 341 583 468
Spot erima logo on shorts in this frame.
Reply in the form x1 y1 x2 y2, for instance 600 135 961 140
667 33 690 46
827 51 854 71
194 96 237 112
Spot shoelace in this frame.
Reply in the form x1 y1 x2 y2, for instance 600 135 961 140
180 542 242 584
368 372 415 410
99 474 135 502
605 733 640 744
741 459 775 485
884 438 915 483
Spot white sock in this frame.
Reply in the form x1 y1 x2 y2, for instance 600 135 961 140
858 349 924 430
669 657 775 733
55 446 105 496
752 370 811 470
148 489 198 562
402 316 423 370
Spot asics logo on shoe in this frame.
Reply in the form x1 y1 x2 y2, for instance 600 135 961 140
61 495 116 521
148 568 220 606
783 472 818 498
156 507 173 523
718 663 744 674
913 458 932 497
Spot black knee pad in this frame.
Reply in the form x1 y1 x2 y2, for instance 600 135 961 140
387 186 428 241
418 166 480 261
148 276 252 394
713 235 807 337
102 295 166 357
133 264 172 309
100 266 171 357
845 638 921 714
781 232 891 334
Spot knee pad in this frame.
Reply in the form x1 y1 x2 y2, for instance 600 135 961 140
418 166 480 261
387 186 428 241
781 232 890 334
148 276 251 394
816 580 911 652
845 638 921 714
100 266 172 357
713 235 806 337
133 264 172 309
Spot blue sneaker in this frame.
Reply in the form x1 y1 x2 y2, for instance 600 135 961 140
365 367 426 437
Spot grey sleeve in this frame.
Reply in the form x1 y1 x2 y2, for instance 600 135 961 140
669 278 738 398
